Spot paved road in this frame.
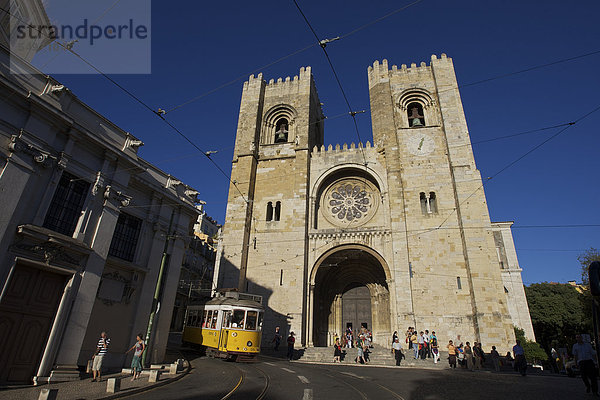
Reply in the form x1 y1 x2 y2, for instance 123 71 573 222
124 354 585 400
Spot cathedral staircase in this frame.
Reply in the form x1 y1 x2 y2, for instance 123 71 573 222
282 344 449 369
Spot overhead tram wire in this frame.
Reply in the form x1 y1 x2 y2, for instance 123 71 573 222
406 103 600 241
0 6 251 204
163 0 427 115
291 0 368 167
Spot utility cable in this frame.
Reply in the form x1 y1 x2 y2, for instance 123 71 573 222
163 0 426 115
291 0 368 167
0 5 250 204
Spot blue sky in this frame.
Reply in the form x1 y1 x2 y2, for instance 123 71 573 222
34 0 599 285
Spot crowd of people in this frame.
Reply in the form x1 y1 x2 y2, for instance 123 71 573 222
273 325 599 397
333 327 374 364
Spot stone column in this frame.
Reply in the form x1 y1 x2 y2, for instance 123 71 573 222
307 284 314 347
53 201 121 369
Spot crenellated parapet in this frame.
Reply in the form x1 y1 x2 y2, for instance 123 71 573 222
367 54 453 88
310 140 377 157
242 66 314 94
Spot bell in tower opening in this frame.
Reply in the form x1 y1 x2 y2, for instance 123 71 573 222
275 118 289 143
408 103 425 127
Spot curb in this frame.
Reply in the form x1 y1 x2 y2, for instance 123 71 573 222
97 359 191 400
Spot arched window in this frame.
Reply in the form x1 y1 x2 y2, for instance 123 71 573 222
429 192 438 213
274 118 289 143
419 192 427 214
266 202 273 221
407 102 425 127
274 201 281 221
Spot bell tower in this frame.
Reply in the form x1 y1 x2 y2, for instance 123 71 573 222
217 68 323 339
367 54 516 346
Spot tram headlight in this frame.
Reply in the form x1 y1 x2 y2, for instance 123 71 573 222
247 341 253 347
232 332 237 337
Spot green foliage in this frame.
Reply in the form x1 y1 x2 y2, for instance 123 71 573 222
525 282 591 351
514 327 548 362
578 247 600 286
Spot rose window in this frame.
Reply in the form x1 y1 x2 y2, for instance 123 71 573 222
328 184 371 222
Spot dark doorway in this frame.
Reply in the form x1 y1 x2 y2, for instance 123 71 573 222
0 264 67 383
312 246 391 347
342 285 372 335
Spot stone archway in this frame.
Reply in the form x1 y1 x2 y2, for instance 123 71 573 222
310 245 391 347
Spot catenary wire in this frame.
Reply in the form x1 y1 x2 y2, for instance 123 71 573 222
0 5 250 203
291 0 368 166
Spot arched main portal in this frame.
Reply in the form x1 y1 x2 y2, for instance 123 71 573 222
311 245 391 347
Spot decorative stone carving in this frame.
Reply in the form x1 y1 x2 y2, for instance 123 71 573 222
103 185 132 207
184 189 201 203
92 171 104 196
9 135 54 168
14 241 79 265
321 178 379 227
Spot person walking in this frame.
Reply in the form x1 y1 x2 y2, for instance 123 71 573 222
333 338 342 363
411 331 419 359
287 332 296 361
392 337 404 366
417 331 425 359
447 340 457 369
490 346 500 372
464 342 474 371
125 333 145 381
272 326 282 351
473 341 482 370
424 330 431 359
572 334 598 396
513 340 527 376
430 332 439 364
92 331 110 382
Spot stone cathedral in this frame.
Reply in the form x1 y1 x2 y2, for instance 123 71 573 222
214 54 535 352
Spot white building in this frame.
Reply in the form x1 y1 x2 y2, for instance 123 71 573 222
0 32 201 384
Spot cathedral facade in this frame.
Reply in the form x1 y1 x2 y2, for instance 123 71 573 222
215 54 534 352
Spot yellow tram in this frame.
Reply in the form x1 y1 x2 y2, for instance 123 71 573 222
182 291 263 361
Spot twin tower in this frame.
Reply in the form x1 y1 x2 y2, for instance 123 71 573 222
214 54 532 351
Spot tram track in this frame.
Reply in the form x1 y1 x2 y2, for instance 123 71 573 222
220 363 270 400
314 364 405 400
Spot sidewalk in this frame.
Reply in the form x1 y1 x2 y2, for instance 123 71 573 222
0 348 189 400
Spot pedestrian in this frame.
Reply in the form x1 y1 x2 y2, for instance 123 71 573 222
125 333 145 381
333 338 342 363
355 335 366 364
392 330 398 354
572 334 598 396
447 340 457 369
91 331 110 382
411 330 418 359
430 332 439 364
287 332 295 360
272 326 282 351
424 330 431 359
477 342 486 368
513 340 527 376
456 344 465 368
490 346 500 372
464 342 474 371
473 341 482 370
392 337 404 366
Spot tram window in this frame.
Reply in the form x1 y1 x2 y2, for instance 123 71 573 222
245 311 258 330
257 312 263 330
223 310 232 328
186 312 194 327
232 309 246 328
191 314 197 327
211 310 219 329
202 310 208 327
205 310 213 328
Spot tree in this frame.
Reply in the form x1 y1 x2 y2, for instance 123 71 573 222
525 282 591 351
514 326 547 363
578 247 600 285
